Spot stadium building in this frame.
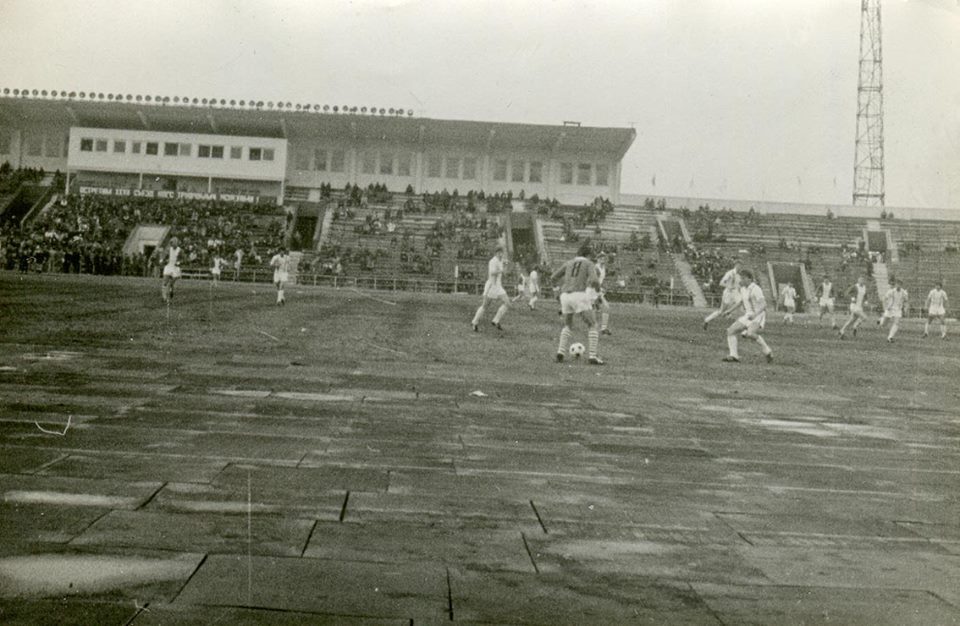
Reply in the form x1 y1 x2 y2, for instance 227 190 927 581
0 92 635 206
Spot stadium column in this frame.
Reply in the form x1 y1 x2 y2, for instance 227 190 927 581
546 158 557 200
415 151 424 194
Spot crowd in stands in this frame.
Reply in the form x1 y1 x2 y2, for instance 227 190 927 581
2 193 285 277
0 163 46 197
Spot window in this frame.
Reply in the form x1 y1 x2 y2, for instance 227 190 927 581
132 142 142 154
27 136 42 156
397 152 412 177
462 157 477 180
595 163 609 186
249 148 262 161
560 163 573 184
427 155 442 178
313 148 326 171
446 156 460 179
211 146 224 159
529 161 543 183
179 143 191 157
164 142 179 156
45 136 61 157
380 152 394 175
230 146 242 159
330 150 345 172
362 151 375 174
80 138 94 152
577 163 592 185
198 145 211 158
493 159 508 181
146 142 159 155
95 139 108 153
112 140 126 153
295 150 310 170
511 160 525 183
263 148 274 161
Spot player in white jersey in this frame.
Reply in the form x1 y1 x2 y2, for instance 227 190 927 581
472 247 509 331
923 281 948 339
594 253 612 335
703 261 742 329
779 282 797 324
878 279 908 342
511 269 528 303
838 275 869 339
161 236 183 304
269 247 291 305
210 253 224 285
723 269 773 363
552 242 604 364
527 267 541 309
816 277 838 328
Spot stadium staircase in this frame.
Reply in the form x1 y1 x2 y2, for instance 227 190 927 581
872 261 890 302
671 253 707 307
288 251 303 283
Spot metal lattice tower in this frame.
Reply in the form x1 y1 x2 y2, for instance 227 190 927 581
853 0 885 207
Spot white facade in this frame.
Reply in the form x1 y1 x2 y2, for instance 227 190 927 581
67 127 287 183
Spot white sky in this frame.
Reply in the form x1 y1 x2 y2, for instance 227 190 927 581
1 0 958 208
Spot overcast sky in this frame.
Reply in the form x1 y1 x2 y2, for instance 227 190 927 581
1 0 958 208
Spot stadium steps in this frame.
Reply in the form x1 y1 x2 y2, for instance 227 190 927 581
670 253 707 307
873 261 890 302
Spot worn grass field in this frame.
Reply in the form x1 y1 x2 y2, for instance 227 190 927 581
1 271 959 624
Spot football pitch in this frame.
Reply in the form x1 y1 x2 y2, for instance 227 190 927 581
1 271 959 624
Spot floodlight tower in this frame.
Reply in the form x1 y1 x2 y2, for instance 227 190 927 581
853 0 885 207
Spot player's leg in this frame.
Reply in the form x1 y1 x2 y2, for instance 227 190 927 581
828 303 837 329
491 294 508 329
924 315 931 337
839 311 854 337
599 296 611 335
940 315 948 339
744 322 773 360
528 290 538 310
852 310 866 335
557 312 574 362
704 305 723 325
724 320 746 361
161 275 171 303
581 309 603 364
887 316 899 341
471 295 488 330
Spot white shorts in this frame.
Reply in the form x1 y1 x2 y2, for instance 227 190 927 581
274 270 289 284
736 312 766 333
560 291 594 315
850 303 864 315
929 305 945 317
211 268 221 277
885 309 902 319
783 299 795 310
819 298 834 309
484 283 507 299
722 289 742 308
163 265 182 279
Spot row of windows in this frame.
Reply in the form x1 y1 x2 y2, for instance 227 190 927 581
0 132 67 158
292 150 609 186
78 138 276 162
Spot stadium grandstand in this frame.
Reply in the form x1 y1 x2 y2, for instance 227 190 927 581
2 89 959 315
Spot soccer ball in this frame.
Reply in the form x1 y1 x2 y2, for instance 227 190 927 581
569 342 585 358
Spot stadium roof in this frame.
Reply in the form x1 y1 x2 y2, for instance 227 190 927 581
0 96 636 159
